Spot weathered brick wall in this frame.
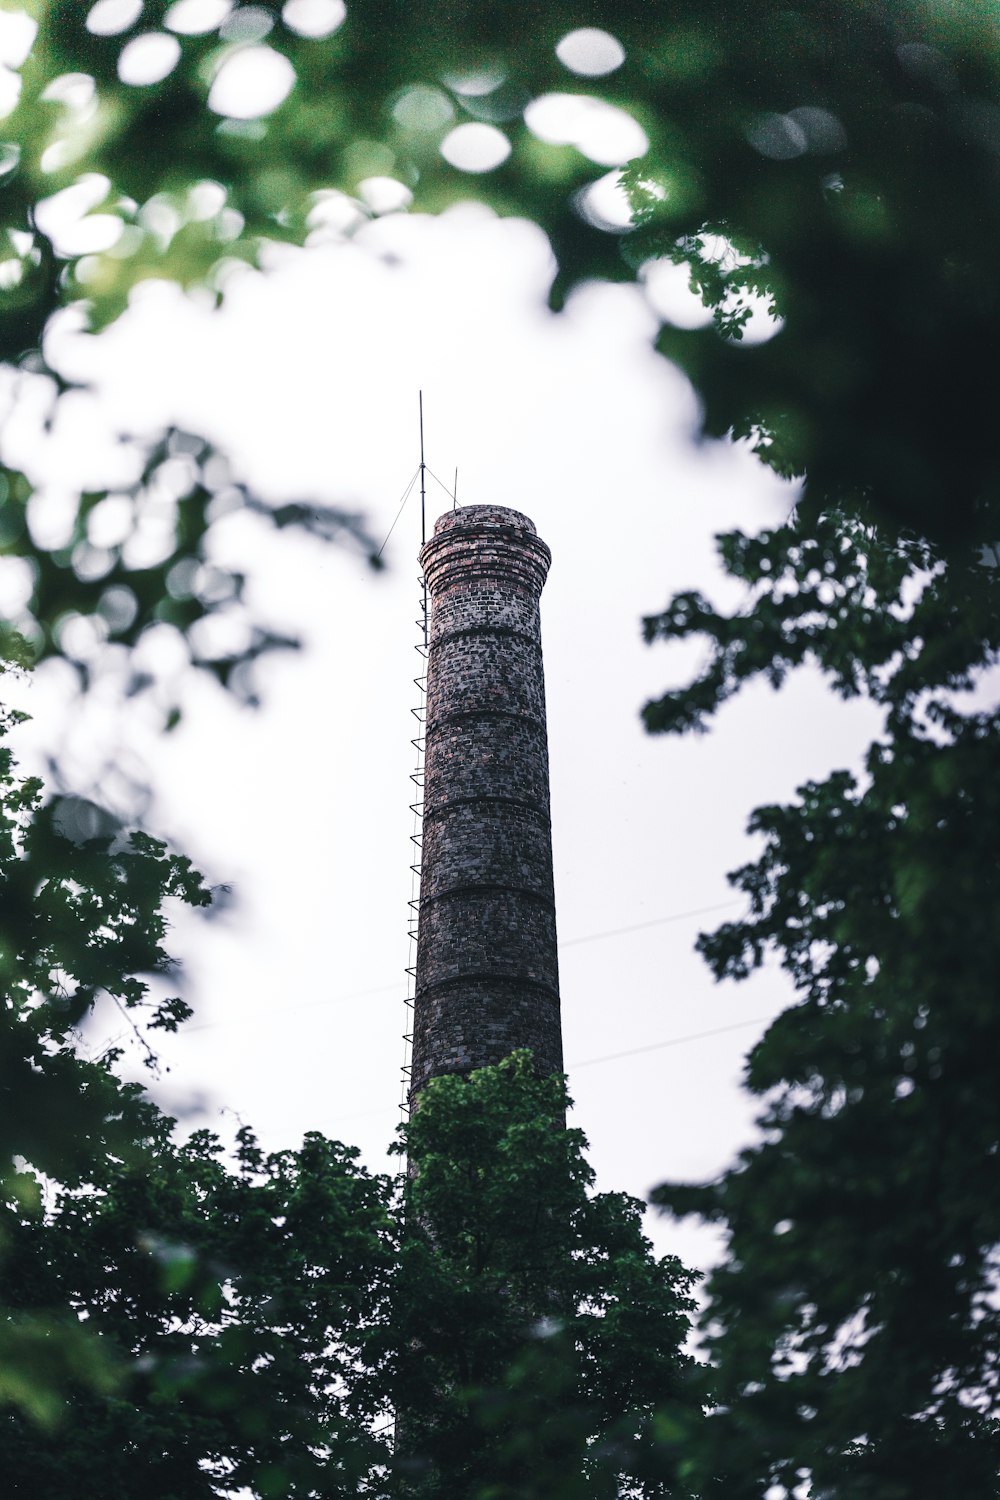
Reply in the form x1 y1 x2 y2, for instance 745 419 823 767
411 505 562 1099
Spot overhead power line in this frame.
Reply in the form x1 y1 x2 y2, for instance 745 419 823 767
560 899 742 948
181 897 744 1036
570 1015 776 1070
318 1012 777 1131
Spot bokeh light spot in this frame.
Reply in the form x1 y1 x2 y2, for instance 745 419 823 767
306 189 365 240
117 32 182 86
57 611 108 663
447 76 527 123
72 540 114 582
555 28 625 77
641 259 713 329
357 176 413 213
35 173 115 254
786 105 847 153
0 10 37 66
392 85 453 132
208 45 296 119
440 122 511 172
166 557 199 598
52 796 119 843
747 112 808 160
282 0 346 38
0 556 34 616
733 300 785 346
86 0 143 36
574 169 634 232
0 65 21 118
748 107 846 159
525 93 647 166
443 66 506 97
897 41 953 88
87 493 134 548
164 0 232 34
187 179 227 219
59 213 124 255
42 72 97 109
220 5 273 42
97 585 140 634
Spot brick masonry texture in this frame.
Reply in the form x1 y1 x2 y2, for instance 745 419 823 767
411 505 563 1098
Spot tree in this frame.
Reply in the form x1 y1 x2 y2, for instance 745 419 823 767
1 674 697 1496
2 1115 396 1498
0 684 401 1494
387 1054 699 1500
622 8 1000 1482
645 516 1000 1496
0 653 213 1424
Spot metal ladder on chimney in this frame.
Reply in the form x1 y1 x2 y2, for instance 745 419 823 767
399 570 428 1121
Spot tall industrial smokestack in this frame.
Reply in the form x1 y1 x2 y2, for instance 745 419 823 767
410 505 562 1102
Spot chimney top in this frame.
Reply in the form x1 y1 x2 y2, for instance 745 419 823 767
420 504 550 594
430 504 537 538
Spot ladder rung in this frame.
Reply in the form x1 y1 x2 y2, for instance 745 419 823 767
401 597 431 1103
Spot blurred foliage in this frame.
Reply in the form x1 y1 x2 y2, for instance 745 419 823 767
0 674 211 1193
1 423 373 707
0 658 208 1429
2 1 999 1494
1 662 694 1496
1 876 699 1499
0 0 996 708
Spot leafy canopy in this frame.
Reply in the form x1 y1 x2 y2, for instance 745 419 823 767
0 682 697 1496
1 0 997 710
388 1053 700 1499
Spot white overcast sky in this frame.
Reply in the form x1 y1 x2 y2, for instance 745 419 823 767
5 198 883 1272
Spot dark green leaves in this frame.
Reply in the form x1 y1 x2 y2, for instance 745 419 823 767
645 509 1000 1492
390 1054 700 1499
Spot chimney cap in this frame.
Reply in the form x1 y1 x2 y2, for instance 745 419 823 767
430 504 537 538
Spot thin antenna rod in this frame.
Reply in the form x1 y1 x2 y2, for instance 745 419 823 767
453 466 458 511
418 391 429 650
418 390 426 546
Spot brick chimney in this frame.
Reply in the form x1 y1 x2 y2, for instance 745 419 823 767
410 505 562 1101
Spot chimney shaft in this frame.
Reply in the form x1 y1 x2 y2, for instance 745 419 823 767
411 505 562 1100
